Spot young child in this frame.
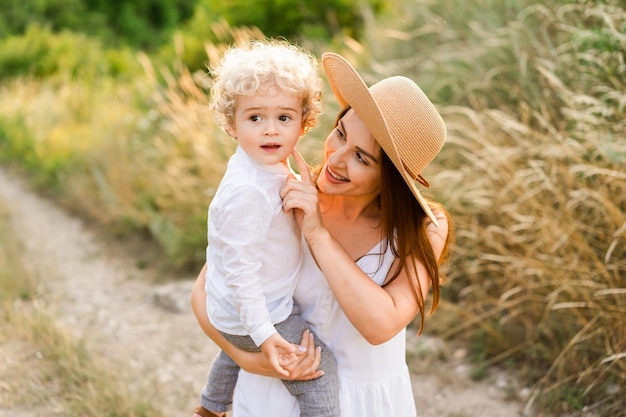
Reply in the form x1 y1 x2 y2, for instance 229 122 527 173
194 39 339 417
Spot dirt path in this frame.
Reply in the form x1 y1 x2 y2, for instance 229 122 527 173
0 167 526 417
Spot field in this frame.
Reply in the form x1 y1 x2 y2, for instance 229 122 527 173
0 0 624 415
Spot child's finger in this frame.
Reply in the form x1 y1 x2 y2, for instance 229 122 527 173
291 149 312 185
271 357 290 377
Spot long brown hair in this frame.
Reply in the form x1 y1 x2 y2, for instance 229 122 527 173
378 150 454 333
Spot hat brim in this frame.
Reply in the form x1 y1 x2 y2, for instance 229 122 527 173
322 52 439 227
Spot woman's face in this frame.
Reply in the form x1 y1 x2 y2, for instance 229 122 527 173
317 108 382 199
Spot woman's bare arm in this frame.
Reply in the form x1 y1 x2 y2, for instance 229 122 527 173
302 228 425 344
190 264 323 379
282 150 449 345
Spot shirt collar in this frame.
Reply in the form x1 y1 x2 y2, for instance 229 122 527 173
235 146 292 175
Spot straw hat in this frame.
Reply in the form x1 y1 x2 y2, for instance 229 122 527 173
322 52 446 227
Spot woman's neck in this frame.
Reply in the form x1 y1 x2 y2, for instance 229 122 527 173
319 193 382 260
319 193 380 222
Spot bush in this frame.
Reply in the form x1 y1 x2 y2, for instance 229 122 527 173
163 0 388 72
83 0 198 49
0 0 198 51
192 0 387 41
0 25 140 81
0 0 88 38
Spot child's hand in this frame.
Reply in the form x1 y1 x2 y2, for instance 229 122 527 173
260 333 298 377
280 329 325 381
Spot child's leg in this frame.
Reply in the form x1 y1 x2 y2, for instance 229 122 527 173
275 309 340 417
200 350 240 413
200 333 259 413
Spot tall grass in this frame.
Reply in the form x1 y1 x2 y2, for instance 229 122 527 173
0 0 623 414
366 1 625 414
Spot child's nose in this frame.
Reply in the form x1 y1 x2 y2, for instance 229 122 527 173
263 120 278 135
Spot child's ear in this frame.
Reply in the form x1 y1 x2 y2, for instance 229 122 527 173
226 126 237 139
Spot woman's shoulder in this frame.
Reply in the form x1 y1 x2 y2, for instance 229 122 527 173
425 206 450 261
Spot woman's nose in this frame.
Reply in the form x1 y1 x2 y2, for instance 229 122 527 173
327 147 346 167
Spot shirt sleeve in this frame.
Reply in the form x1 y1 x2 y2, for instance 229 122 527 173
217 184 277 346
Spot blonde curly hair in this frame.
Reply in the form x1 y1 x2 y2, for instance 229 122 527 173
209 39 323 135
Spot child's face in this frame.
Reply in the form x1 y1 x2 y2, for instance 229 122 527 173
229 86 304 166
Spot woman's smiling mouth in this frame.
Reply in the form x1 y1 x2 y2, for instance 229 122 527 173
325 166 349 183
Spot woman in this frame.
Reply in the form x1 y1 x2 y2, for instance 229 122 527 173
192 52 454 416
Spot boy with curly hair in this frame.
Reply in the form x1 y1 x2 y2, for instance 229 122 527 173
194 39 338 417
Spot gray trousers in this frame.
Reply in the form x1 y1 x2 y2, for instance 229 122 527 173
201 305 339 417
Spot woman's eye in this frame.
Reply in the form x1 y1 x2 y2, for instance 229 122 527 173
335 127 345 140
355 152 367 165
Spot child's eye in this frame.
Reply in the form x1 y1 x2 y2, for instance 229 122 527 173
279 115 292 122
250 115 261 122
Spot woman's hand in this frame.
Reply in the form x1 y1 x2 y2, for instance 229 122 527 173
191 264 322 379
281 330 324 381
281 149 325 241
191 265 285 377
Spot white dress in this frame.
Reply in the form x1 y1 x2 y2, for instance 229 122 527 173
232 239 417 417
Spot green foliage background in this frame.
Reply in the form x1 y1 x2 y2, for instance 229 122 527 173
0 0 624 415
0 0 196 49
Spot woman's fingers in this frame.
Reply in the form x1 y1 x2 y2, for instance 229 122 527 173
281 330 324 381
281 329 312 371
294 332 323 379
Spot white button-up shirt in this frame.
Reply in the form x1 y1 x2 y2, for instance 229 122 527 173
205 146 302 346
